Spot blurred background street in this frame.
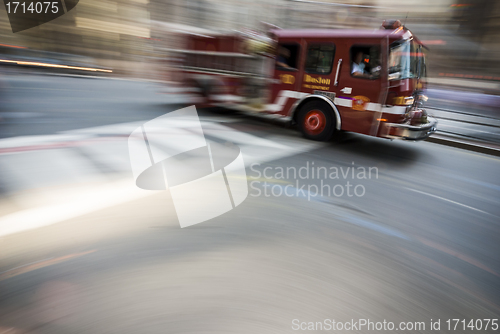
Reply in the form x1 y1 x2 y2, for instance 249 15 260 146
1 0 500 333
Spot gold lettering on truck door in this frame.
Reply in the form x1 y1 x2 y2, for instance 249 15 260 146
280 74 295 84
304 75 331 86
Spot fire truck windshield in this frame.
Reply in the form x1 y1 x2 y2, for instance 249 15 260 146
388 40 423 81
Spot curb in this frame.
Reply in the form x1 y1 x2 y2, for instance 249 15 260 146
426 134 500 157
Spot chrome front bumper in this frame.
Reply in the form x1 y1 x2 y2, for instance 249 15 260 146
384 117 438 141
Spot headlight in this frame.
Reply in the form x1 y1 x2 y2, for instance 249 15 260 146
388 72 401 81
404 96 415 105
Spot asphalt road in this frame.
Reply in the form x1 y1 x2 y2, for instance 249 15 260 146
0 73 499 333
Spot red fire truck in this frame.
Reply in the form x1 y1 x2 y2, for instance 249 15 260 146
171 20 437 141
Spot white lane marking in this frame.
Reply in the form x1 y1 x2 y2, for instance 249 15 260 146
406 187 492 216
0 149 107 193
0 119 325 237
201 122 288 149
0 118 241 154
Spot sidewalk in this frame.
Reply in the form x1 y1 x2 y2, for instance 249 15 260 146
423 78 500 155
426 107 500 143
427 77 500 95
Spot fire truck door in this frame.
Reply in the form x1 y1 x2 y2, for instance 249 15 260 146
370 36 389 137
268 43 302 114
335 42 387 135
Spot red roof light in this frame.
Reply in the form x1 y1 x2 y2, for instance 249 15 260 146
381 20 402 30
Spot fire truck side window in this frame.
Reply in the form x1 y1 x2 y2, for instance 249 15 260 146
305 44 335 75
276 44 299 70
350 45 381 79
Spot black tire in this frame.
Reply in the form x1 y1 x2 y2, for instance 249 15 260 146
297 100 336 141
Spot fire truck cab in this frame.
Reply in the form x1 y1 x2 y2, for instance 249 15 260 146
175 20 437 141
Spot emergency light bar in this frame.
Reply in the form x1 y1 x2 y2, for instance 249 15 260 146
381 20 402 30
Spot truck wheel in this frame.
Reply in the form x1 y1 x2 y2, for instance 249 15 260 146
297 100 336 141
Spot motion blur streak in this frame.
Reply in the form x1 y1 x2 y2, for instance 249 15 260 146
0 0 500 333
0 250 96 282
0 43 26 49
0 59 112 72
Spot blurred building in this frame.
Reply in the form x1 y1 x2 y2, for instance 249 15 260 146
0 0 152 76
0 0 499 80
